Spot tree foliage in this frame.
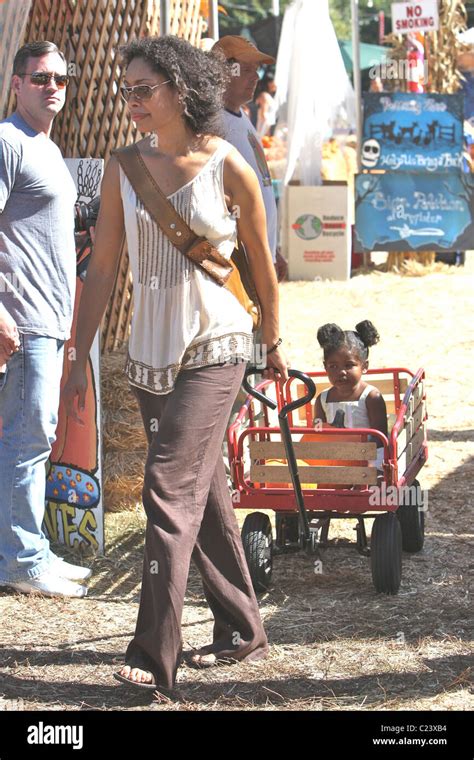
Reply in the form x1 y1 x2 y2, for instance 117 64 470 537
218 1 394 42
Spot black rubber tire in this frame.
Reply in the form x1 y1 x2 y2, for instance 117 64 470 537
371 513 402 594
275 513 299 547
397 479 425 553
241 512 273 592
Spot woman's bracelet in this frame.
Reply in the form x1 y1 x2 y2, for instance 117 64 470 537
267 337 283 355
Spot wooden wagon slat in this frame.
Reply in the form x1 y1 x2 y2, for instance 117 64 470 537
397 401 426 457
249 441 377 460
397 423 426 474
309 378 409 395
411 381 424 407
250 464 378 485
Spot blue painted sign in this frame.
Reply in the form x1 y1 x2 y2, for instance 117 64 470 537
354 172 474 252
460 70 474 129
362 93 464 172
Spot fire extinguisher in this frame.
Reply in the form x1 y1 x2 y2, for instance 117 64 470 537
407 35 424 93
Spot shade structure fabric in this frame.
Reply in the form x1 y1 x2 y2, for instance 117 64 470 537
338 40 389 75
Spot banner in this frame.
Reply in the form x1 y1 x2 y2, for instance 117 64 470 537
287 184 351 280
362 93 464 172
391 1 439 35
44 159 104 555
354 171 474 252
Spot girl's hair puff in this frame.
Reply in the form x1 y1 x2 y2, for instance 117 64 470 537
317 320 380 362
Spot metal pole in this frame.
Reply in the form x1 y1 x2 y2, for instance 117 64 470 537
351 0 369 266
160 0 170 35
208 0 219 41
271 0 280 15
351 0 362 172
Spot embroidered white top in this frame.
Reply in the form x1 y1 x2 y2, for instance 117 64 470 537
119 139 254 395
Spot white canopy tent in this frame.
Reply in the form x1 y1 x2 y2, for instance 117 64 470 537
273 0 356 186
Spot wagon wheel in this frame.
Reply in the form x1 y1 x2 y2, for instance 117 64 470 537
371 514 402 594
275 513 299 547
397 479 425 553
241 512 273 592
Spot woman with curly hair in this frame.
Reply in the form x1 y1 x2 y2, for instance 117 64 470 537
63 35 287 694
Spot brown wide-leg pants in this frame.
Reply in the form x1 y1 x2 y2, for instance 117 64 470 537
125 361 269 690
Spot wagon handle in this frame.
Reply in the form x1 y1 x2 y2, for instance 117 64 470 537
243 368 316 411
242 367 278 409
243 367 318 556
279 370 316 420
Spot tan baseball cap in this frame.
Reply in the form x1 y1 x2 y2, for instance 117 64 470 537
212 36 275 65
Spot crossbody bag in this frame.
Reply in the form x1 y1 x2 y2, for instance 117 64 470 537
114 143 261 330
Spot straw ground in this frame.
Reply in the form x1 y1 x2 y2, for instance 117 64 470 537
0 255 472 711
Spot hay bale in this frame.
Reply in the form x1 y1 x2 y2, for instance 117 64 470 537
102 411 147 452
103 451 147 513
385 252 448 275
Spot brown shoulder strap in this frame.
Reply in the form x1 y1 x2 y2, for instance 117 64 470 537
114 144 233 284
114 143 196 254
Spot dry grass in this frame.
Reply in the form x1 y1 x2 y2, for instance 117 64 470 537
0 256 473 711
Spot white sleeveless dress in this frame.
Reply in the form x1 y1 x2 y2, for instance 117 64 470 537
119 139 254 395
320 385 384 469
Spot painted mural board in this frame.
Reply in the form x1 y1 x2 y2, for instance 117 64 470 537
362 93 464 173
287 184 351 281
354 171 474 253
44 159 104 555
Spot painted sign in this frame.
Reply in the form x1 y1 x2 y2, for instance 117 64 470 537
44 159 104 555
287 185 351 280
391 1 439 35
460 70 474 129
354 171 474 252
362 93 464 172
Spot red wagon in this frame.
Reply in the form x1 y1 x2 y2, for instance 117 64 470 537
227 367 428 594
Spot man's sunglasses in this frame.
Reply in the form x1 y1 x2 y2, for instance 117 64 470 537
120 80 171 102
18 72 69 88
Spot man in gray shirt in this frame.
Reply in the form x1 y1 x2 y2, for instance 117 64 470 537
0 41 91 597
212 36 287 281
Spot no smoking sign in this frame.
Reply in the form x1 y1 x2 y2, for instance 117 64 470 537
391 0 439 35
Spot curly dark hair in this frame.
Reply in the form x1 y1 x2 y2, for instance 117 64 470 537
119 36 230 136
317 320 380 363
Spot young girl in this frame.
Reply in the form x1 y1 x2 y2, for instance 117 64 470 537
314 321 387 470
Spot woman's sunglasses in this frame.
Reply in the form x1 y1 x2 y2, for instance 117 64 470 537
19 72 70 88
120 80 171 103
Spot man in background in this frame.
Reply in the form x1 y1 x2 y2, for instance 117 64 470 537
212 36 287 281
0 41 92 597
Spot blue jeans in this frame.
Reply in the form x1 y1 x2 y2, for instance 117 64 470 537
0 333 64 582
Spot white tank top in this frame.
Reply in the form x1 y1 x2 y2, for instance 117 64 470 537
119 139 253 395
